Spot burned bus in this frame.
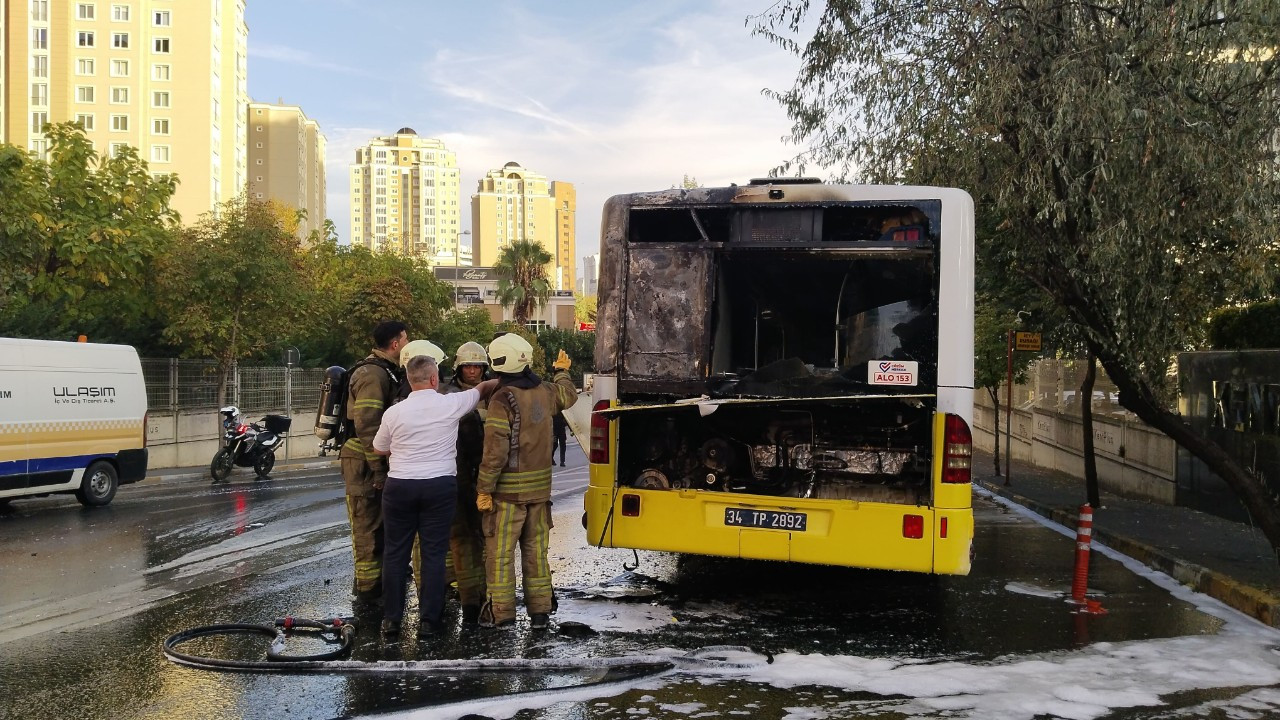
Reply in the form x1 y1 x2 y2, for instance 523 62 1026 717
583 180 975 574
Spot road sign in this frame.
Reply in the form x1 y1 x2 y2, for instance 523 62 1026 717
1015 332 1042 352
579 322 596 331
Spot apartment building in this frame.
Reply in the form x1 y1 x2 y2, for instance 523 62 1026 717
349 127 462 261
551 180 575 293
1 0 249 222
247 101 326 239
471 161 576 291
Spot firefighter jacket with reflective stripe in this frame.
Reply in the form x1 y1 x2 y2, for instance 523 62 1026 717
443 375 486 487
477 370 577 503
338 348 400 472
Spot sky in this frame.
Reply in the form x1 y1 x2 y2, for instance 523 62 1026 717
244 1 808 279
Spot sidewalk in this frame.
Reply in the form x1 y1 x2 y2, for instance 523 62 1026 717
141 456 339 484
975 449 1280 627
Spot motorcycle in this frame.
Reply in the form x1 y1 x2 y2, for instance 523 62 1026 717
210 406 291 483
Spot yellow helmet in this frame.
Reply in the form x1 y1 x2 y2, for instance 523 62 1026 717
399 339 444 367
488 333 533 374
454 341 489 367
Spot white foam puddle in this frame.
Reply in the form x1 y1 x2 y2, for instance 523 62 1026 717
363 489 1280 720
1004 581 1064 599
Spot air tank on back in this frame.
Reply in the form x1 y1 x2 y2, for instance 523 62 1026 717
314 365 346 443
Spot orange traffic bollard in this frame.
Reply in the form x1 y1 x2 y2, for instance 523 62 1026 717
1070 504 1106 615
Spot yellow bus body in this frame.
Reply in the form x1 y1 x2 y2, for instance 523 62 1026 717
586 408 973 574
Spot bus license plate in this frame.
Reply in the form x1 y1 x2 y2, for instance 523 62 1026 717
724 508 807 532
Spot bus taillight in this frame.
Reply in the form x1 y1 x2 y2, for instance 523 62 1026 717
942 414 972 484
589 400 611 464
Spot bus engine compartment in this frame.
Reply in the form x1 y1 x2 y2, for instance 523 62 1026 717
614 395 937 505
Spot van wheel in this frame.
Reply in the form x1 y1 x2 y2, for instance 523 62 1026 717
76 461 118 507
254 451 276 479
211 449 234 482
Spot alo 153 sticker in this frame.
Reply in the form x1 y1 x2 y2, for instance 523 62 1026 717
868 360 918 386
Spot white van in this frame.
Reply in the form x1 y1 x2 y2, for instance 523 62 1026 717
0 338 149 507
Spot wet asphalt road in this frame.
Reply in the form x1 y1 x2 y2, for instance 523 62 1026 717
0 444 1253 720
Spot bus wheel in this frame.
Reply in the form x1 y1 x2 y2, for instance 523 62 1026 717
76 461 119 507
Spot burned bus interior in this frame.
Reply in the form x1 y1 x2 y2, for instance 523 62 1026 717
610 201 946 504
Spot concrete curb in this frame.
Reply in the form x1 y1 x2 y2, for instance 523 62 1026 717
977 479 1280 628
142 459 339 485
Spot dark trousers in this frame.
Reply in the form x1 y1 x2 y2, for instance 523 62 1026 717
382 475 456 625
552 433 567 465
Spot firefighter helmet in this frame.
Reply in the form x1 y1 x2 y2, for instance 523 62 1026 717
454 341 489 367
488 333 533 374
399 339 444 367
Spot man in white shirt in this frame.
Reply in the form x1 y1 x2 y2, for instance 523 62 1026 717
372 355 497 639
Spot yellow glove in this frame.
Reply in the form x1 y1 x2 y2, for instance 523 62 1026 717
553 349 572 371
476 492 494 513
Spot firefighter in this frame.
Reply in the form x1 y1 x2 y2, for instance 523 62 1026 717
341 320 407 609
476 333 577 629
440 341 491 626
396 340 444 402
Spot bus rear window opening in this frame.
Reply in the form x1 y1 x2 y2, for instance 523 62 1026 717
709 252 938 394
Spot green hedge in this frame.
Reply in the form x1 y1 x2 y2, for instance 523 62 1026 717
536 327 595 385
1208 300 1280 349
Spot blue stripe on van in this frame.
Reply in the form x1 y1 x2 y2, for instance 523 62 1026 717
0 459 27 477
0 454 107 477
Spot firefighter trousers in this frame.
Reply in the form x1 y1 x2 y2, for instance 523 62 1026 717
482 498 552 623
341 456 384 594
451 482 487 608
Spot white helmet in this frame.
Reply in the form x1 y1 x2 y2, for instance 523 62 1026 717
488 333 533 374
399 339 444 367
454 341 489 367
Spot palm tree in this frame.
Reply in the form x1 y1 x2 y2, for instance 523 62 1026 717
493 240 553 327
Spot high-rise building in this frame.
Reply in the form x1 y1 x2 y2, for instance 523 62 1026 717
247 101 326 239
1 0 249 222
348 128 462 260
579 253 599 296
551 181 575 292
471 161 575 290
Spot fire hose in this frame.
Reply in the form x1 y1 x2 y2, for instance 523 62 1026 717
163 616 766 678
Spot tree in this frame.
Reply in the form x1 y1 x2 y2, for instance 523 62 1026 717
0 123 178 347
1209 301 1280 350
674 174 702 189
296 239 453 366
574 294 598 325
974 298 1035 478
758 1 1280 554
493 240 553 327
432 306 497 374
155 196 310 402
537 326 595 384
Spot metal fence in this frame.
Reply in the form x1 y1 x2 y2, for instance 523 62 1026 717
1002 358 1135 419
142 358 326 415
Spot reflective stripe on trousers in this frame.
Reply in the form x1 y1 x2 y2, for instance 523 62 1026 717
482 498 553 621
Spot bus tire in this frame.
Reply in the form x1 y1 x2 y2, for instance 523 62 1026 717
76 461 119 507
